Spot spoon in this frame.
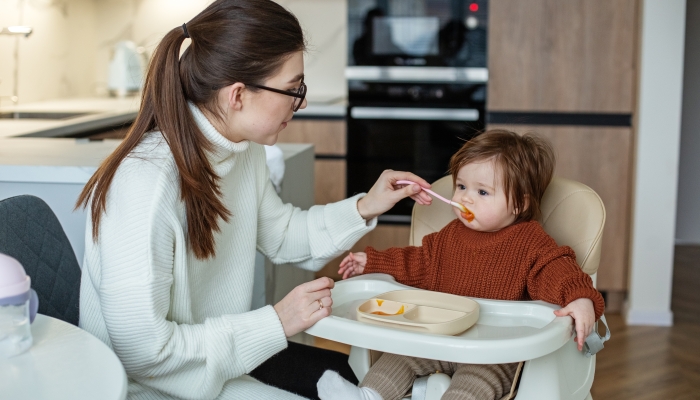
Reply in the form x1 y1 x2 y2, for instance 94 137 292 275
396 180 475 222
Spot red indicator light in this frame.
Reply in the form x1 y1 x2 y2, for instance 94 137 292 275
469 3 479 12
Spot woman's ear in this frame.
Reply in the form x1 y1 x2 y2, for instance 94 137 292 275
223 82 246 112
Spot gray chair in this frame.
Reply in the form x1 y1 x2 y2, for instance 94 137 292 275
0 195 81 326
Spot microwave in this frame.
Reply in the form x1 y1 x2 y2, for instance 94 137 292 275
347 0 489 68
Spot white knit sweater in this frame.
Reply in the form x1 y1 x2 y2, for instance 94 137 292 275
79 104 376 400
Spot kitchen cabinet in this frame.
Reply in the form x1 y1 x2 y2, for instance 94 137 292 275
487 0 639 303
276 119 347 205
488 0 638 113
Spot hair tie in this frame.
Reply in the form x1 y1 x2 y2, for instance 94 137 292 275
181 23 190 39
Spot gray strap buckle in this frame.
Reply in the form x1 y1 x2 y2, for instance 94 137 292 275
583 314 611 357
411 375 429 400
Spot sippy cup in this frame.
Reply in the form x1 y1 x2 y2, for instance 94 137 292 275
0 253 39 358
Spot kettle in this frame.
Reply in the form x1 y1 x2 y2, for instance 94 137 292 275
108 40 144 97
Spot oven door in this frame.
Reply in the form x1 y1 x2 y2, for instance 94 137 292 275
347 105 483 223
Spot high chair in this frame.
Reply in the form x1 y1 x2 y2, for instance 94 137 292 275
306 176 609 400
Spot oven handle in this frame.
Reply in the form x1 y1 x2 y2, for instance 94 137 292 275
350 107 480 121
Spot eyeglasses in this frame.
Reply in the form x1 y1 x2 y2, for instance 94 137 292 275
246 79 307 112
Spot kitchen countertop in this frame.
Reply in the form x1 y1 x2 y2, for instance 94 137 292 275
0 137 312 184
0 96 346 139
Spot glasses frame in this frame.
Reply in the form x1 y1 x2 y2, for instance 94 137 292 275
246 79 307 112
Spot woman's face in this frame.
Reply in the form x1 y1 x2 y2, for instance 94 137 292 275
451 159 517 232
218 51 307 144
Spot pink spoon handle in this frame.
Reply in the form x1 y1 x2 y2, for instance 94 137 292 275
396 180 468 213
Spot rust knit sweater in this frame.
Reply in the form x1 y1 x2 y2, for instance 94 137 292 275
364 220 605 320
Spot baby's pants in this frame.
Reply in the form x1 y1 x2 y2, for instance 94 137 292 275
360 353 519 400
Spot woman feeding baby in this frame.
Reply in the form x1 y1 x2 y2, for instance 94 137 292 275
318 129 605 400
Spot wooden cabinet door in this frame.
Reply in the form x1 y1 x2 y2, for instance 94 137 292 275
277 119 347 205
489 124 633 292
488 0 638 113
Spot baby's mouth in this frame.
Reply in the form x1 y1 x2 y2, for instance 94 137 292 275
456 203 474 222
461 210 475 222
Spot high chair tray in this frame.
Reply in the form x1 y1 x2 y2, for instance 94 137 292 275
305 274 574 364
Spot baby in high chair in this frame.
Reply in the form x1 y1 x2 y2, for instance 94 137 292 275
317 129 605 400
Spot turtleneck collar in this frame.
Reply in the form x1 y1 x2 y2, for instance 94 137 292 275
188 102 250 167
455 220 539 247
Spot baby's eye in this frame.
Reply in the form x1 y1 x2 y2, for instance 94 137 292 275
457 184 466 190
478 189 489 196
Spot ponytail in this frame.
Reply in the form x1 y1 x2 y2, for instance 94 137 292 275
76 0 305 259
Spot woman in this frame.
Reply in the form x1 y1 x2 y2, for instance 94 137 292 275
76 1 431 399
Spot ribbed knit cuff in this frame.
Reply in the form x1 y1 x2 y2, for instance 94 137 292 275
564 287 606 321
221 305 288 373
323 193 377 250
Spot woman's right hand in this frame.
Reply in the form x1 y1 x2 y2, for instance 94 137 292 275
338 252 367 279
273 277 334 338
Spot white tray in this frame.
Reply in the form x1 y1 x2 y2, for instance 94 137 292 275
305 274 574 364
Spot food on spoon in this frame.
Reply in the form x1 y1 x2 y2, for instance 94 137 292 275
455 203 475 222
461 210 475 222
376 299 384 306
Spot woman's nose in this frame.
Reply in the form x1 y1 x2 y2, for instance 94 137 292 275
299 98 308 110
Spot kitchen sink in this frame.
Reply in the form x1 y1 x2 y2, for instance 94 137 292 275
0 111 94 120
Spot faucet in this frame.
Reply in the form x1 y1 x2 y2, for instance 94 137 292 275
0 26 32 105
0 26 33 38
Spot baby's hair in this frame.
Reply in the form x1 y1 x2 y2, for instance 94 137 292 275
448 129 555 223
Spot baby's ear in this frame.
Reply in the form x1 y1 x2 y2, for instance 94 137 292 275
513 195 530 215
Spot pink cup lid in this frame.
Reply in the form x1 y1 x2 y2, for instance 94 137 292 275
0 253 31 299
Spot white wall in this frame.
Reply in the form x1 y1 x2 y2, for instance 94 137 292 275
1 0 347 105
676 0 700 244
90 0 347 103
626 0 686 326
0 0 97 106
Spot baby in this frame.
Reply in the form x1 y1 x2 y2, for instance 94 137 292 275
317 129 605 400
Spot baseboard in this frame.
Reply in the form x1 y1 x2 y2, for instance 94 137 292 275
674 238 700 246
623 305 674 326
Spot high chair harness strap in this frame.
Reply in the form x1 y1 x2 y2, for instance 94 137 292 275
583 314 611 357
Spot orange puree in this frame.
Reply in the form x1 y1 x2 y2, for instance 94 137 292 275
376 299 384 306
461 210 475 222
371 305 405 316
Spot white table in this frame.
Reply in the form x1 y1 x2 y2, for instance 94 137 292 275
0 314 127 400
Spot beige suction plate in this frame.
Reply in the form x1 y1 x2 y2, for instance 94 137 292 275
356 290 480 335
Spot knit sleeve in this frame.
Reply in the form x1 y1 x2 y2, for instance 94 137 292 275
256 154 376 272
527 242 606 320
83 160 287 399
363 231 438 289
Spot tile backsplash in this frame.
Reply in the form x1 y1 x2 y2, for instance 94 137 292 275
0 0 347 106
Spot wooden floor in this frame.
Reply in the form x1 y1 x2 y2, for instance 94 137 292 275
314 245 700 399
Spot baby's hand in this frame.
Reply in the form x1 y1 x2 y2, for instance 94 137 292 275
554 298 595 351
338 252 367 279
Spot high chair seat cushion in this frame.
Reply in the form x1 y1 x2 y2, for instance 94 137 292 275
409 176 606 275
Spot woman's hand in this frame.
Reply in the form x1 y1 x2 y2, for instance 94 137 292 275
273 277 334 338
554 298 595 351
356 170 433 220
338 252 367 279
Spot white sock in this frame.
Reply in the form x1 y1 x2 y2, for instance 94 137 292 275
317 370 383 400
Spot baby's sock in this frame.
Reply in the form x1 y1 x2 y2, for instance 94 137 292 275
317 370 383 400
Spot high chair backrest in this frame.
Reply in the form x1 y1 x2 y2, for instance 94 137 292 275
409 176 606 275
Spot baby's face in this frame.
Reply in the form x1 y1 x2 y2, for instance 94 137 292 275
452 160 516 232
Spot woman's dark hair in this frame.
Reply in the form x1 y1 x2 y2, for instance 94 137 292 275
448 129 555 223
76 0 306 259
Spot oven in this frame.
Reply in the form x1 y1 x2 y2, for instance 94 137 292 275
346 0 489 224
